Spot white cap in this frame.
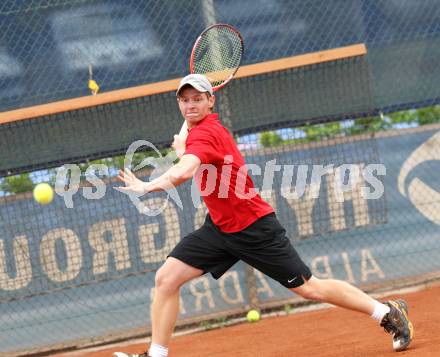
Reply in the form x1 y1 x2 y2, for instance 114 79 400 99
176 74 213 96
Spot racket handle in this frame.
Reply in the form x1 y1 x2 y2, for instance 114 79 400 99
173 121 188 159
178 121 188 140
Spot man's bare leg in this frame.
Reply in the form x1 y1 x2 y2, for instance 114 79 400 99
150 257 203 356
291 276 413 351
291 276 376 314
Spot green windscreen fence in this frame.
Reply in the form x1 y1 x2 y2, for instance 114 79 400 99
1 55 372 176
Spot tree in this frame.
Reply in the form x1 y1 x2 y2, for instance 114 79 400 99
388 105 440 126
347 116 391 135
260 131 283 147
415 105 440 125
0 174 34 194
301 122 343 141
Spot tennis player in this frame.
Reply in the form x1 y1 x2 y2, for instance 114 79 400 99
114 74 413 357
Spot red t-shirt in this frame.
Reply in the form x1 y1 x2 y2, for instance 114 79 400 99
184 113 274 233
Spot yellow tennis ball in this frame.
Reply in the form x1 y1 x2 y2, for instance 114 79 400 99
33 183 54 205
246 309 260 323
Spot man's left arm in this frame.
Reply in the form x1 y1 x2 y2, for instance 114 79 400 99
145 154 201 193
116 154 201 195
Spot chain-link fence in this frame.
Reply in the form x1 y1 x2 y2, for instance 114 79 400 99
3 116 440 355
1 0 440 355
0 0 439 112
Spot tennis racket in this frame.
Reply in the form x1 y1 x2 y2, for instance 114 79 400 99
178 24 244 139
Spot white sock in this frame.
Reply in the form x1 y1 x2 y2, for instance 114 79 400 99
371 301 390 323
148 343 168 357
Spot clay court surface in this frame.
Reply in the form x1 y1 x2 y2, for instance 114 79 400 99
56 284 439 357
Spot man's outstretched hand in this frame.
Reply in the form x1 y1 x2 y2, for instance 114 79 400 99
114 168 148 195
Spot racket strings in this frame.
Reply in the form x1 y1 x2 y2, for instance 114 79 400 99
193 26 243 88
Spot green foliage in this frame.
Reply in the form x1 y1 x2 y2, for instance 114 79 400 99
415 105 440 125
199 320 212 331
388 105 440 126
282 105 440 146
0 148 176 195
260 131 283 147
76 148 175 181
388 110 417 125
215 316 227 328
1 106 439 194
0 174 34 194
347 116 391 135
283 303 292 315
300 122 343 141
199 316 228 331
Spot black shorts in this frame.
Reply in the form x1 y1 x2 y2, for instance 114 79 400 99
168 213 312 288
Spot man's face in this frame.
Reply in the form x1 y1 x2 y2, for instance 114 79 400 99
177 87 215 127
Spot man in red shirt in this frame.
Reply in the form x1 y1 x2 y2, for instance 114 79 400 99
114 74 413 357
